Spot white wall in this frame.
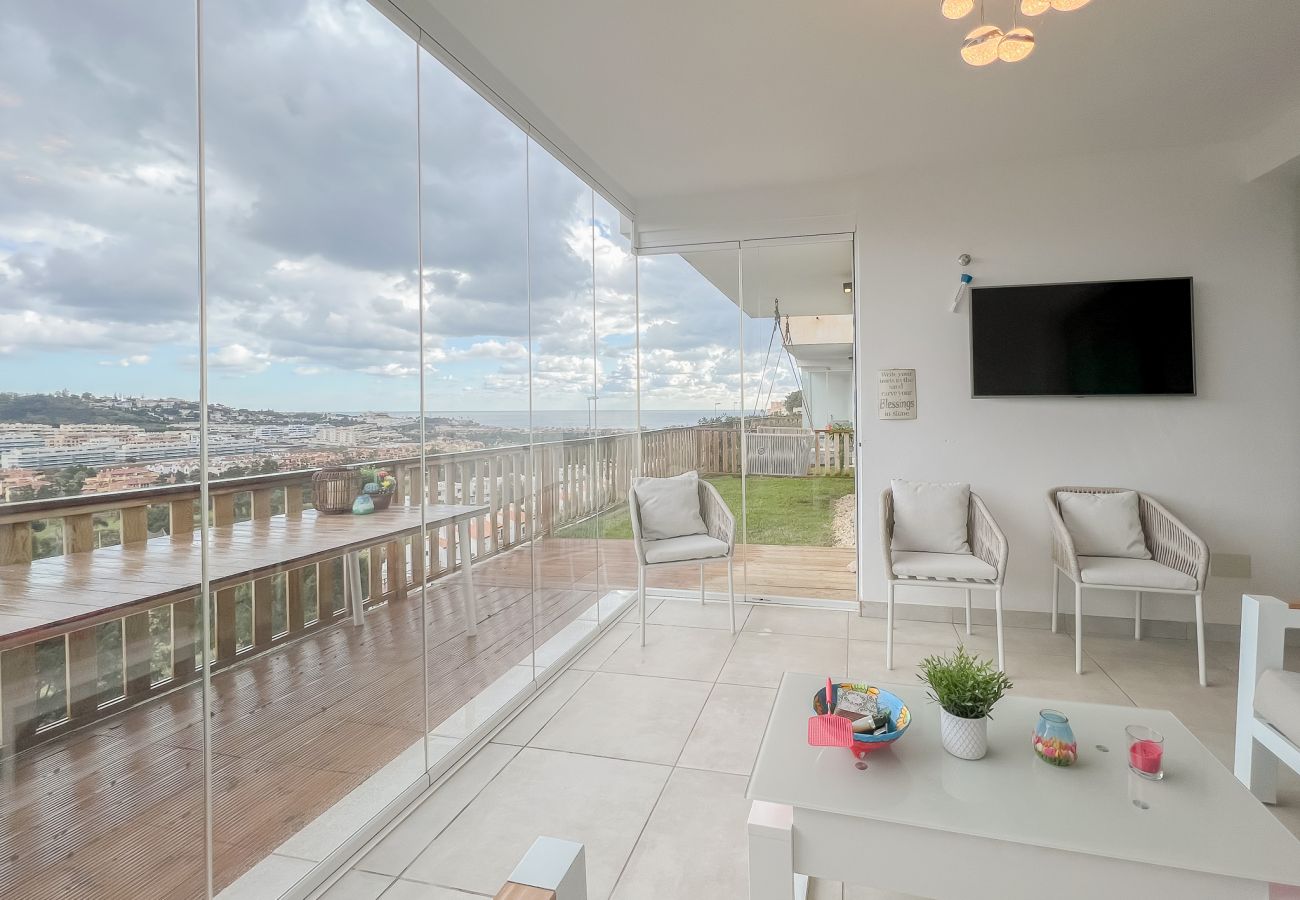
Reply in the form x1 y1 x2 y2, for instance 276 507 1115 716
640 144 1300 625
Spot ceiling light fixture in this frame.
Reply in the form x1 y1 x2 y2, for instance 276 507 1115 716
941 0 975 19
961 24 1004 66
949 0 1087 67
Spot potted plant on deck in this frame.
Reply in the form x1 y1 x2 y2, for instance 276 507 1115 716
918 646 1012 760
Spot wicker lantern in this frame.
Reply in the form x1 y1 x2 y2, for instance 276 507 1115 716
312 466 359 515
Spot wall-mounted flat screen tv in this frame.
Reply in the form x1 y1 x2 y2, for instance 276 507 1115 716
970 277 1195 397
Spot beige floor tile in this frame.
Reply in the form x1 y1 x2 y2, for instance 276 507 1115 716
406 748 669 900
378 881 483 899
959 624 1078 659
744 605 849 639
492 668 593 747
648 597 751 630
676 682 776 775
600 624 738 682
356 744 519 877
719 632 847 688
530 671 711 765
1099 658 1240 732
845 640 968 685
609 768 751 900
848 615 959 645
571 622 638 671
1081 633 1238 673
320 870 394 900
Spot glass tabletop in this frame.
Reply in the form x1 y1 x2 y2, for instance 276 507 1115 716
747 672 1300 887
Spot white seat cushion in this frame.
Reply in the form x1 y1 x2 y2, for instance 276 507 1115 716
1078 556 1196 590
1058 490 1151 559
890 480 971 554
891 551 996 582
643 533 728 565
633 472 707 540
1255 669 1300 746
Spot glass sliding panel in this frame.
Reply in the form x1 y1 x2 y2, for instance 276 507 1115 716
739 238 857 604
526 141 599 670
201 1 422 892
417 45 535 748
0 2 206 895
636 248 743 614
590 196 639 614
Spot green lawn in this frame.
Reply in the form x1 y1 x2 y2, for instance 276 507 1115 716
555 475 854 546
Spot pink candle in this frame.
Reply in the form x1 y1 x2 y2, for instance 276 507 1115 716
1129 738 1163 775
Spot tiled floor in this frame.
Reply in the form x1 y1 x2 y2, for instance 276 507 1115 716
322 597 1300 899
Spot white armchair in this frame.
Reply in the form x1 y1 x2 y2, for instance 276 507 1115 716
880 482 1009 671
1235 594 1300 803
629 473 736 646
1047 486 1209 684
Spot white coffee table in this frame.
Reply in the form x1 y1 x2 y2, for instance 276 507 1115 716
747 673 1300 900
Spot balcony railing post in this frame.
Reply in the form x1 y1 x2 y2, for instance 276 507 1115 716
64 513 93 554
172 596 197 681
0 643 37 751
0 522 32 565
67 626 99 720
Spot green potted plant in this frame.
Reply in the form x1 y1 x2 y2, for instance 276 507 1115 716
918 646 1012 760
359 467 397 511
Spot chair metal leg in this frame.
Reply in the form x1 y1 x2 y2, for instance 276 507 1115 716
1134 591 1143 640
994 587 1005 673
727 557 735 634
886 581 896 670
1194 592 1207 687
1074 582 1083 675
1051 568 1059 634
638 566 646 647
964 588 972 636
700 562 706 605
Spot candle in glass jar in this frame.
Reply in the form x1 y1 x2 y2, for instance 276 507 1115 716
1129 738 1162 775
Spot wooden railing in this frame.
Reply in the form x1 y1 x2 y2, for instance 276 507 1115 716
0 422 850 752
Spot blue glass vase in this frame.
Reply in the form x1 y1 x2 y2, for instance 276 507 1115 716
1032 709 1077 767
352 494 375 515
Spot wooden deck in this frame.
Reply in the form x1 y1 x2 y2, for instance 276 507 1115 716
0 538 853 899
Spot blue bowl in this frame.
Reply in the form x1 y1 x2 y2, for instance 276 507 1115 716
813 683 911 757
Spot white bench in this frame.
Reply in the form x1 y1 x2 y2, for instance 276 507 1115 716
1235 594 1300 802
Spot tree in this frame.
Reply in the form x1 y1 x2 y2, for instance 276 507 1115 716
783 389 803 414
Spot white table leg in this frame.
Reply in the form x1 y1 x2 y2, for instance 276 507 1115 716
457 519 477 637
748 801 796 900
346 550 365 626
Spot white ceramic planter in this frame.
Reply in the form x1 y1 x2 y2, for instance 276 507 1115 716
940 709 988 760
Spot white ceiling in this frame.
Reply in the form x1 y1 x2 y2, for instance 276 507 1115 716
410 0 1300 204
678 240 854 317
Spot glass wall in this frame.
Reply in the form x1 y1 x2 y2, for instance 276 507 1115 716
739 238 858 604
0 2 208 896
635 248 743 610
0 2 639 897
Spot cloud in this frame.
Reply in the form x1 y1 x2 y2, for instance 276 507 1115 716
0 0 790 414
210 343 272 374
98 354 150 367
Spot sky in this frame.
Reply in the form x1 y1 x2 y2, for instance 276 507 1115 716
0 0 796 416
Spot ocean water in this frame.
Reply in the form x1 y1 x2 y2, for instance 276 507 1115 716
376 409 730 430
